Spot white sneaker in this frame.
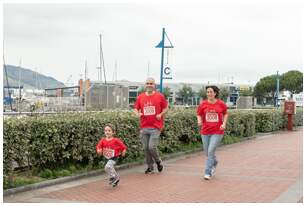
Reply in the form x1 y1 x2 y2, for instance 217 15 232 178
204 174 211 180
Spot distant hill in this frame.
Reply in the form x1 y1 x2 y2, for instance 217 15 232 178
3 65 65 89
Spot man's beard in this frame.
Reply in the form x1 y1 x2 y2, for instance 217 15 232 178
146 87 154 93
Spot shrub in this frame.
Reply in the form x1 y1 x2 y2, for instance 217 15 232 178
39 169 53 179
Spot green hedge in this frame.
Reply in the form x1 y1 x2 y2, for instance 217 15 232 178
254 108 303 132
3 110 200 187
254 109 285 132
225 110 256 138
3 108 303 188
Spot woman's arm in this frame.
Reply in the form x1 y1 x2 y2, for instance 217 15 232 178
197 115 203 127
220 113 228 130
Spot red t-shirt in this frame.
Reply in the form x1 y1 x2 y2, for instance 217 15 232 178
134 91 168 129
96 137 127 159
197 99 228 135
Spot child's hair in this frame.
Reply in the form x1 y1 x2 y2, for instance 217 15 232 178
104 123 116 133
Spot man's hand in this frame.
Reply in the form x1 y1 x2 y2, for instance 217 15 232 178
134 110 143 118
121 150 126 157
156 113 162 120
133 109 143 118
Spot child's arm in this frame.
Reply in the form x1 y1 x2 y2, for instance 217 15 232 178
116 138 127 157
121 149 126 157
97 148 103 154
96 139 104 155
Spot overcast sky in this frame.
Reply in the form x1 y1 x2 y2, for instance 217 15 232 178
3 0 303 86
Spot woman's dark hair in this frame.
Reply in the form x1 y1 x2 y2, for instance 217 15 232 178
104 123 116 133
205 85 219 98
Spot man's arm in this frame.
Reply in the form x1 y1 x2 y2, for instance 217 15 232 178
156 105 168 120
160 106 169 116
133 108 143 117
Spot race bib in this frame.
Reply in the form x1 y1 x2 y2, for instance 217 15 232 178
103 148 115 159
143 106 156 116
206 112 219 122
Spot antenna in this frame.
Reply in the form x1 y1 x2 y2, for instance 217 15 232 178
99 34 107 84
85 60 88 81
113 60 118 82
3 56 13 111
18 59 22 112
147 61 150 77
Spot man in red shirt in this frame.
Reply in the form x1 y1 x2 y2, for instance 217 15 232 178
134 77 168 174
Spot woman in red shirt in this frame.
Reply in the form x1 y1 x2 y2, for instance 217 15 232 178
197 85 228 180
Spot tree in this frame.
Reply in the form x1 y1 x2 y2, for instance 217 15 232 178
163 87 171 100
198 86 207 100
253 75 278 99
281 70 303 94
240 89 253 96
178 84 194 104
219 87 229 102
138 86 145 93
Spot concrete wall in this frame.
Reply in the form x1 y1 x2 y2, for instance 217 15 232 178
86 84 129 110
236 96 253 109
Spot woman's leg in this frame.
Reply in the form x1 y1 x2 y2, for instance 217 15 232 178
205 134 223 176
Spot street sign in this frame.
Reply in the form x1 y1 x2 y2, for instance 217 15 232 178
163 66 172 79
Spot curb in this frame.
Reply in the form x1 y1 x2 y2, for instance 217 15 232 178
3 147 203 196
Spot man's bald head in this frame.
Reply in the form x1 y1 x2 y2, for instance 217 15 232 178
145 77 156 93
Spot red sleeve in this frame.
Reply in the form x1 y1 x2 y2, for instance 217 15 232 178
197 102 204 116
160 93 168 109
134 95 141 110
116 138 127 152
96 139 104 153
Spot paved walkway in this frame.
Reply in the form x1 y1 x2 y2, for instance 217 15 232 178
4 129 303 203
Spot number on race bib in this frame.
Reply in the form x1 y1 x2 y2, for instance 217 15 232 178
144 106 156 116
206 112 219 122
103 148 115 159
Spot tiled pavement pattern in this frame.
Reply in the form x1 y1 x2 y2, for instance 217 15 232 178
4 129 302 203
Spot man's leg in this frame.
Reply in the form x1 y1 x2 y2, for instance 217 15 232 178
140 129 154 171
148 129 163 171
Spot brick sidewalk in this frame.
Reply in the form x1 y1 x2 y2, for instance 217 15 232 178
4 129 303 203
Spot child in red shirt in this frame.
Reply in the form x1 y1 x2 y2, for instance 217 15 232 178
96 124 127 187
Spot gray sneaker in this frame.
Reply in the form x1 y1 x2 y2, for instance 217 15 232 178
156 161 163 172
145 167 154 174
111 177 120 187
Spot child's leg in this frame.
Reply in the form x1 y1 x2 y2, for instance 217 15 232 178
105 159 118 179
